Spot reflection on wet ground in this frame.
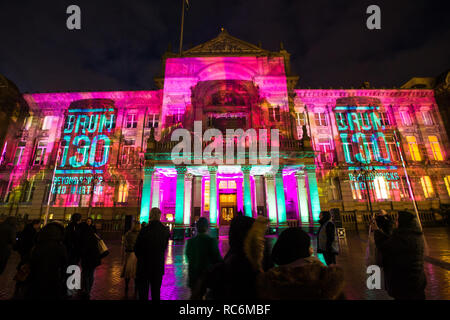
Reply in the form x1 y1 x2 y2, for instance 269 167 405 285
0 227 448 300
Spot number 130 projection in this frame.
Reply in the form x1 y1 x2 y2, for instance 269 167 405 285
52 99 116 201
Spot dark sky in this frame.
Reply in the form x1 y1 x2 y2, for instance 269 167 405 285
0 0 448 93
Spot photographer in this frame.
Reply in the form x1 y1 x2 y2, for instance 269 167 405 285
371 211 427 300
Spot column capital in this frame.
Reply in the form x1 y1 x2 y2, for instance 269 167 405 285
144 166 155 174
185 173 193 181
295 170 306 178
264 173 275 181
152 172 161 181
175 166 187 175
208 166 218 174
241 165 252 173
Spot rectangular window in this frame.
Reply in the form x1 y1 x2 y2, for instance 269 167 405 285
400 111 412 126
420 176 435 198
406 136 421 161
121 140 135 164
380 112 391 126
125 114 137 128
13 142 26 166
350 181 365 200
203 180 210 211
21 179 35 202
400 177 410 199
374 176 390 200
330 178 342 200
42 116 57 130
24 116 33 130
295 112 306 126
146 114 159 128
34 141 47 165
274 107 281 122
422 111 434 126
444 176 450 198
314 113 328 126
428 136 444 161
268 107 281 122
388 142 400 162
318 138 333 163
117 183 128 203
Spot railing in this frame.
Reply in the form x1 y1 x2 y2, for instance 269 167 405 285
147 135 310 155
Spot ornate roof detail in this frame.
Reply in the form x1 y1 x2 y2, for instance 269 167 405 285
182 28 272 57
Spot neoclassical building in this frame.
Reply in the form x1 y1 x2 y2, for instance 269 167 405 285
1 29 449 238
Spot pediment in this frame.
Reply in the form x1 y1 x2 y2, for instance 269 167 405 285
183 29 271 57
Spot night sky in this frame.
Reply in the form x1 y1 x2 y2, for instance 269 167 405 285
0 0 448 93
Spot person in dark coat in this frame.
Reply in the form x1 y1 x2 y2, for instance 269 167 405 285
0 217 17 275
372 211 427 300
64 213 82 265
257 227 345 300
185 217 223 298
373 210 394 266
26 222 68 300
16 220 40 265
317 211 339 265
205 215 258 300
78 222 102 299
134 207 170 301
86 217 97 234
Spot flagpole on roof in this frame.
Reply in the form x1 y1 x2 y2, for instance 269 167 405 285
179 0 187 55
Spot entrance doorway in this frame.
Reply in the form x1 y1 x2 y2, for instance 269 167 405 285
219 193 237 226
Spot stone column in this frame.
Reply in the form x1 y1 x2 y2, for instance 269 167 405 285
139 166 154 223
264 173 278 225
174 166 187 240
306 168 321 224
151 172 160 209
208 166 218 238
242 165 253 217
275 168 287 230
237 176 244 214
183 173 193 226
296 171 310 225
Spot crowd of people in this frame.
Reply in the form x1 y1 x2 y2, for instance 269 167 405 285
0 207 428 300
0 213 105 300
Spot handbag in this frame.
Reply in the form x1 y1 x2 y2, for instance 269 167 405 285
95 234 109 258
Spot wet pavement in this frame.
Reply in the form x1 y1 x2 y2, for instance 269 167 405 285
0 227 449 300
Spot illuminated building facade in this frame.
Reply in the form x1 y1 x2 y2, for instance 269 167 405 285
1 30 449 237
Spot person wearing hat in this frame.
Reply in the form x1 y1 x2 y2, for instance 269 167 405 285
257 227 345 299
185 217 223 299
372 211 427 300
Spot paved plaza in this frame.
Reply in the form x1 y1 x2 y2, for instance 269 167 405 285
1 227 449 300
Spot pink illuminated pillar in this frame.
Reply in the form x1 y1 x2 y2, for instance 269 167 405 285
237 176 244 214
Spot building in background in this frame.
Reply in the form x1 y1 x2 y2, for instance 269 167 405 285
0 30 449 238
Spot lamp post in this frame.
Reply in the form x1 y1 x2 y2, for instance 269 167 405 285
393 129 423 231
